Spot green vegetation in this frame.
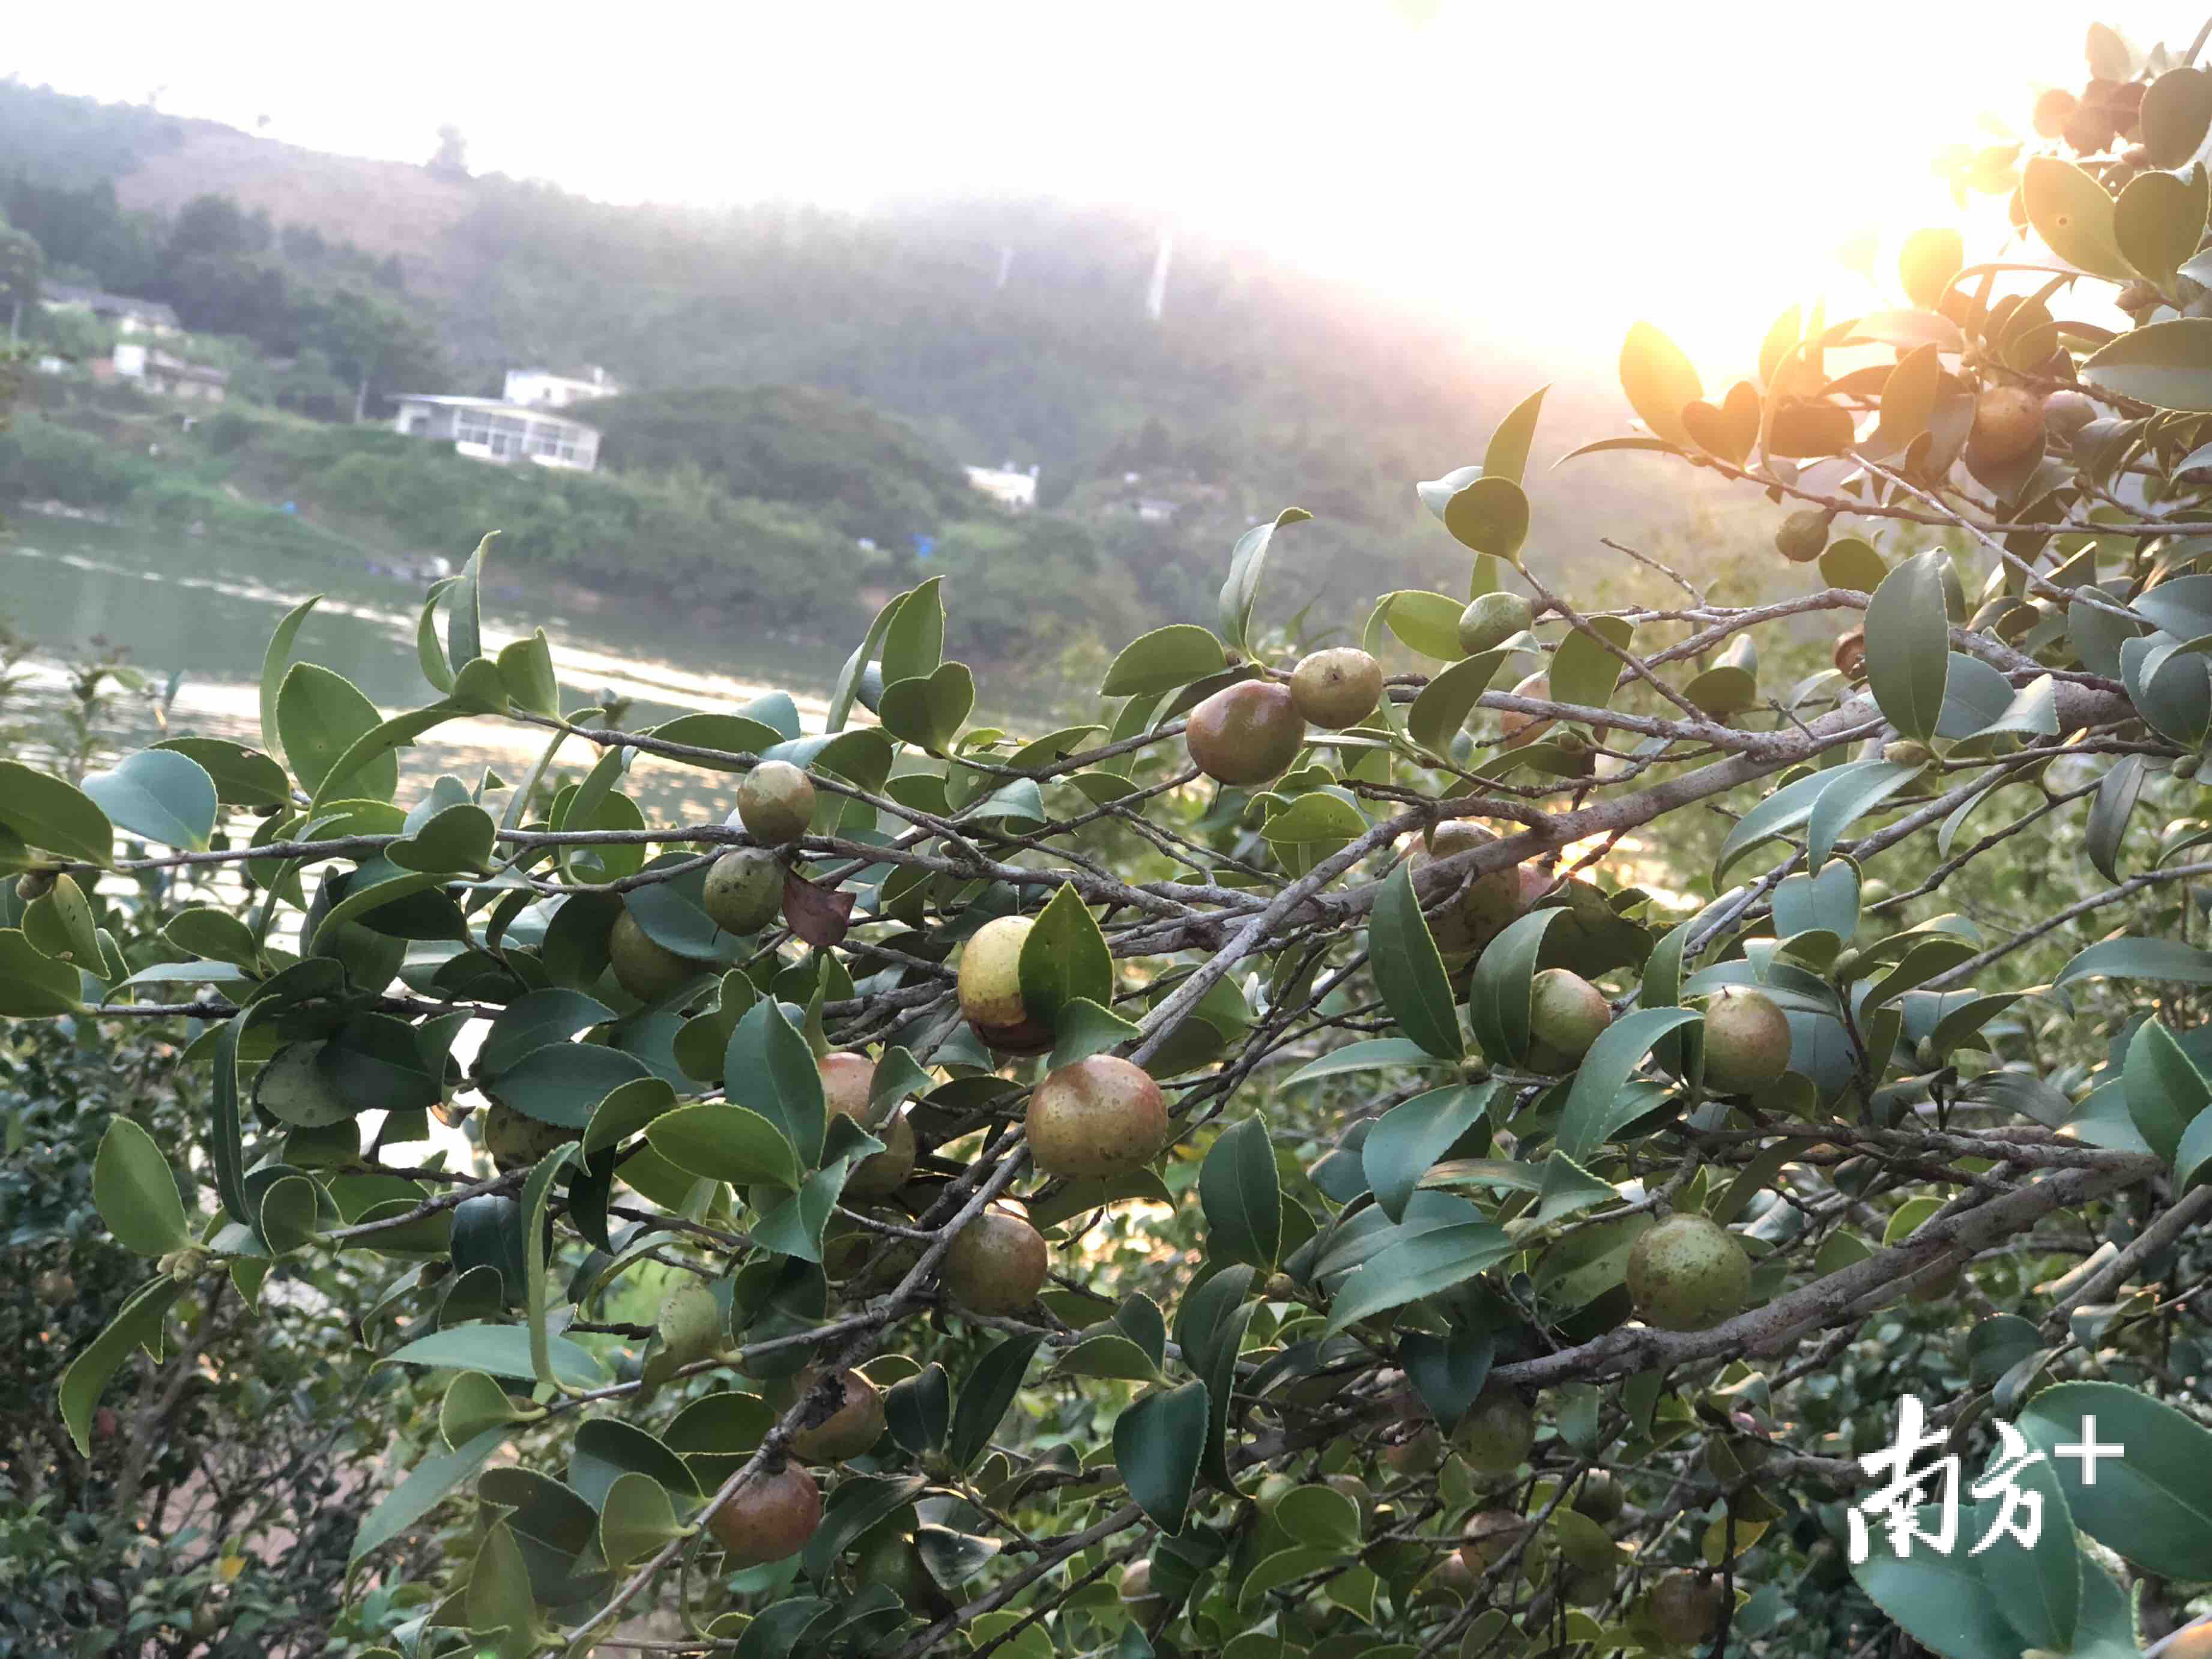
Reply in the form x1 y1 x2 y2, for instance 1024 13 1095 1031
14 24 2212 1659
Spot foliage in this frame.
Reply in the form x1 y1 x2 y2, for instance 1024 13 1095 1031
14 21 2212 1659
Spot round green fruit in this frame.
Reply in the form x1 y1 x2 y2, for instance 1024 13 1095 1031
1528 969 1612 1063
1027 1055 1168 1178
702 847 784 934
1627 1215 1751 1332
957 914 1053 1054
1774 509 1831 564
940 1209 1049 1316
706 1461 821 1565
790 1365 886 1461
1455 1383 1536 1475
1459 590 1534 654
608 910 704 1002
1646 1569 1728 1646
736 760 816 846
482 1099 579 1172
1289 647 1384 730
1571 1470 1624 1523
1700 987 1792 1095
1185 679 1305 785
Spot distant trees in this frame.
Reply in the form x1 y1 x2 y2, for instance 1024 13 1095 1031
427 123 470 180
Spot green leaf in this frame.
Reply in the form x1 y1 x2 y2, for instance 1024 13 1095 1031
1900 228 1965 309
1864 552 1951 742
1549 617 1634 712
80 749 218 851
496 630 561 717
877 660 975 754
1848 1504 2041 1659
2082 318 2212 409
59 1275 179 1454
2178 1104 2212 1192
259 595 320 764
1363 1084 1494 1224
349 1425 509 1567
1467 908 1568 1065
1323 1219 1512 1337
521 1146 578 1389
647 713 784 767
647 1104 802 1192
949 1332 1042 1472
1218 507 1312 651
22 876 100 972
492 1043 653 1131
0 762 113 866
448 532 493 670
1483 385 1547 486
886 1364 950 1455
1806 760 1922 870
2022 156 2135 281
1045 998 1141 1069
1398 1325 1494 1433
1555 1008 1703 1164
390 802 497 874
1441 476 1530 563
1200 1116 1282 1269
1379 590 1467 662
1051 1332 1164 1383
2055 937 2212 988
724 997 826 1168
150 738 289 808
2122 1018 2208 1167
2116 165 2207 283
1406 650 1518 755
599 1471 689 1568
2144 66 2212 167
1101 626 1228 697
0 928 86 1017
881 575 946 687
480 990 615 1077
277 663 397 802
382 1323 609 1389
1618 320 1702 447
163 906 260 969
1278 1039 1459 1089
826 591 909 734
1019 883 1113 1032
1115 1381 1209 1534
2019 1381 2212 1579
1367 862 1464 1060
2088 755 2147 883
94 1117 190 1256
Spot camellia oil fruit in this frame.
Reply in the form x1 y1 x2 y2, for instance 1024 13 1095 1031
940 1208 1049 1316
702 847 784 934
956 914 1054 1054
1027 1055 1168 1177
736 759 816 847
818 1051 916 1197
1458 590 1534 654
1454 1382 1535 1474
1185 679 1305 785
1626 1214 1751 1331
608 910 704 1002
1527 968 1612 1063
789 1365 886 1461
1288 647 1383 730
706 1461 822 1566
1699 987 1792 1095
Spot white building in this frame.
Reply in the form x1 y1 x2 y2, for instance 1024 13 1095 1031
502 366 619 410
41 283 180 336
110 341 228 402
390 394 601 472
964 462 1039 510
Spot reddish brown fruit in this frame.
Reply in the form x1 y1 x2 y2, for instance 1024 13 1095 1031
1646 1569 1729 1646
1186 680 1306 785
706 1461 821 1566
1027 1055 1169 1177
1833 627 1867 680
1971 385 2044 461
790 1366 887 1461
941 1209 1049 1316
1700 987 1792 1095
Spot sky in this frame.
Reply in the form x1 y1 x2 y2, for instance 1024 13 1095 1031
7 2 2205 373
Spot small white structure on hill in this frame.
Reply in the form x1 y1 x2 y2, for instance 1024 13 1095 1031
390 394 601 471
111 341 228 402
42 283 180 336
964 462 1039 510
503 366 618 409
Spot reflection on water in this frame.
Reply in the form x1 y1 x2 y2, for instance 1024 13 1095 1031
1 512 850 824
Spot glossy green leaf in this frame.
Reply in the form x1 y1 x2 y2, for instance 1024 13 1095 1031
277 663 397 802
1046 997 1141 1069
1020 882 1113 1032
258 594 320 766
647 1103 801 1191
949 1332 1042 1472
93 1117 190 1256
2123 1018 2208 1167
1200 1115 1282 1269
1277 1039 1458 1089
0 762 113 866
59 1275 178 1455
1406 648 1519 755
1367 862 1463 1060
2055 937 2212 988
0 928 87 1017
1555 1008 1702 1163
1864 552 1951 741
1380 590 1468 662
1806 760 1921 870
80 749 217 851
1218 507 1312 651
877 660 975 754
2019 1381 2212 1579
2117 165 2208 282
1101 625 1228 697
447 532 492 669
1323 1218 1512 1337
1115 1381 1209 1534
382 1323 609 1389
1484 385 1548 485
1363 1083 1493 1224
1549 616 1634 713
1467 907 1568 1065
2088 755 2147 883
2142 66 2212 168
496 630 561 717
1899 228 1964 309
1440 476 1529 563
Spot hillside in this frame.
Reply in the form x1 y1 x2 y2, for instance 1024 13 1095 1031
0 77 1742 669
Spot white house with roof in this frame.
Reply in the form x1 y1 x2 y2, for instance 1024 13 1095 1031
41 282 180 336
503 366 619 410
964 462 1039 510
389 394 602 472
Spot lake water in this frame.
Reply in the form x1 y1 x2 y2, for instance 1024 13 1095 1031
0 510 864 820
